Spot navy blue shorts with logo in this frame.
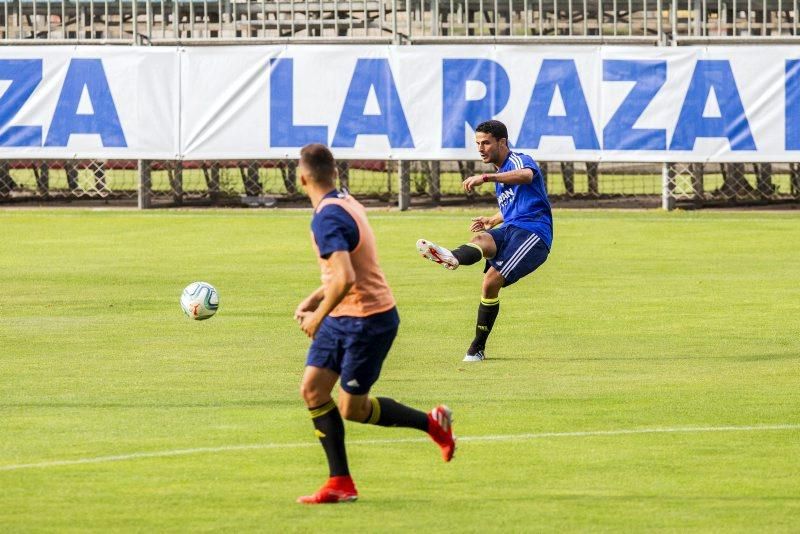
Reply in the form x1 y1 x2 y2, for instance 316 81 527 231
306 307 399 395
485 224 550 286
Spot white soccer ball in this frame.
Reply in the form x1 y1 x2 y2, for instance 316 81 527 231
180 281 219 320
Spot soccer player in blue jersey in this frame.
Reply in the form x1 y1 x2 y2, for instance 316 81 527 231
417 120 552 362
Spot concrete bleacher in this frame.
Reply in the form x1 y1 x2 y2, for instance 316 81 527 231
2 0 798 42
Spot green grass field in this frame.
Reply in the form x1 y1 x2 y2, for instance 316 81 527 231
1 208 799 531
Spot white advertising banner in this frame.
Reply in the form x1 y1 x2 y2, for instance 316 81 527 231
2 45 800 162
0 46 179 160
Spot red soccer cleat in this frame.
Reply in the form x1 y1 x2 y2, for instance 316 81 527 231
427 405 456 462
297 475 358 504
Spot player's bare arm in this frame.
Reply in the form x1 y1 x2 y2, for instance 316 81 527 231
294 285 325 322
299 251 355 338
463 168 534 192
470 212 503 232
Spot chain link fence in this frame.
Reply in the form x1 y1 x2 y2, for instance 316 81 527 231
665 162 800 208
4 158 797 208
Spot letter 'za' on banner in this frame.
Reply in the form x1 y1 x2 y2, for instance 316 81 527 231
0 46 179 159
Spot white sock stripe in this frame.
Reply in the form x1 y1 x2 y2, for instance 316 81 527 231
498 234 536 275
501 236 540 277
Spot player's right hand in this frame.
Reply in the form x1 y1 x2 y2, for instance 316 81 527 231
470 216 494 232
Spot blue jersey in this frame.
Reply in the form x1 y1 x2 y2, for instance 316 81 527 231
311 190 360 259
494 151 553 248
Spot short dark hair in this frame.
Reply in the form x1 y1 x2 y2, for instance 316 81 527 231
300 143 336 186
475 120 508 142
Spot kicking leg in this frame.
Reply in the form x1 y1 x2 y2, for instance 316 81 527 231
417 231 498 270
338 391 456 463
464 267 504 362
297 366 358 504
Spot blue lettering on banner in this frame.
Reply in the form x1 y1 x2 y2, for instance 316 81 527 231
0 59 43 147
441 59 510 148
269 58 328 147
785 60 800 150
603 60 667 150
670 60 756 151
45 59 127 147
517 59 600 150
332 59 414 148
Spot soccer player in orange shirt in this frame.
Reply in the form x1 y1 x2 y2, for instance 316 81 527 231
294 144 456 504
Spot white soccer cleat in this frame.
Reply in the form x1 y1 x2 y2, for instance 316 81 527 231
416 239 459 270
463 350 485 362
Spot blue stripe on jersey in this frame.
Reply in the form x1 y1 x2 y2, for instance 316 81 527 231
494 151 553 248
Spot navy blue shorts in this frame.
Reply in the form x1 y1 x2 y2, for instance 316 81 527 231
306 307 399 395
485 225 550 286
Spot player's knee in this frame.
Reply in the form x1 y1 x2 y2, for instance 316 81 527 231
338 404 358 422
482 273 504 297
338 398 370 422
470 233 489 249
299 381 326 407
471 234 496 258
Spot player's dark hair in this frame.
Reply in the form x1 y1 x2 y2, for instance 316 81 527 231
300 143 337 186
475 120 508 143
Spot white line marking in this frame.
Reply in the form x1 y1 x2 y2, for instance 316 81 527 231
1 424 797 472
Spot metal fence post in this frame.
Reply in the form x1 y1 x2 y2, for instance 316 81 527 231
690 162 704 205
561 162 575 195
0 161 14 198
171 161 184 205
36 163 49 197
205 162 220 203
338 161 349 192
657 0 663 41
671 0 678 42
790 163 800 198
586 161 599 197
430 160 441 203
138 159 152 209
661 162 675 210
398 160 410 210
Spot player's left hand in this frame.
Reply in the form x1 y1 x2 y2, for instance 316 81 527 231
470 216 494 232
463 174 486 192
294 296 320 321
299 312 323 339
